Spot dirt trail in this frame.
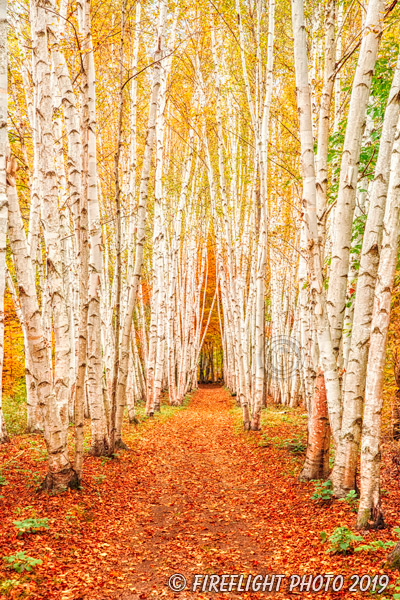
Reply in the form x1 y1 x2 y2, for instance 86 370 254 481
109 386 378 600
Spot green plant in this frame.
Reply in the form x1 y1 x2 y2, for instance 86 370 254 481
311 480 334 502
353 527 400 556
339 489 358 512
355 539 395 553
320 526 364 555
285 438 306 453
13 505 33 516
3 552 42 573
94 474 106 484
2 380 27 435
0 578 20 595
32 448 47 462
13 517 49 536
25 471 42 489
387 577 400 599
0 474 8 486
257 434 271 448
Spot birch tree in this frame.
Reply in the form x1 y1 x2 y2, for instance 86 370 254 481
0 0 9 444
29 0 73 488
251 0 275 431
111 0 167 451
79 0 109 456
291 0 342 451
8 162 78 490
331 53 400 496
327 0 386 361
356 113 400 530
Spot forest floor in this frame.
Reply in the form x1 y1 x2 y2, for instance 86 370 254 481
1 385 400 600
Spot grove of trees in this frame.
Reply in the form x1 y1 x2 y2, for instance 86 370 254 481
2 0 400 544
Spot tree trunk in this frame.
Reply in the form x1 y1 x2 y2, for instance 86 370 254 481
78 0 109 456
331 52 400 498
29 0 75 490
110 0 128 452
386 543 400 570
356 114 400 530
251 0 275 431
0 0 9 444
112 0 167 449
8 164 77 491
300 370 330 481
327 0 386 360
291 0 341 445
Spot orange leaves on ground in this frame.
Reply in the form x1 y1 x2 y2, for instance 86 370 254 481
0 386 399 599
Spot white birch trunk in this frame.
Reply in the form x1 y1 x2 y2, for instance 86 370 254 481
113 0 167 449
8 167 77 490
331 54 400 496
327 0 385 359
79 0 109 456
356 115 400 529
30 0 73 487
0 0 9 443
251 0 275 430
292 0 341 445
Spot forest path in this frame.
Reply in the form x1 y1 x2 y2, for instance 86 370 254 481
107 386 370 600
1 386 387 600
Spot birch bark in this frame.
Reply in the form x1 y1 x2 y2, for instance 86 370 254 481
292 0 341 445
79 0 108 455
326 0 385 359
356 114 400 529
112 0 166 450
30 0 73 488
8 165 77 490
331 54 400 496
0 0 8 443
251 0 275 431
110 0 127 450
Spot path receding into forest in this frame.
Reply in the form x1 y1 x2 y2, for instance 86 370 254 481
0 386 394 599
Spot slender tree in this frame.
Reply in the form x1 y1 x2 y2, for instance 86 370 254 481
0 0 9 444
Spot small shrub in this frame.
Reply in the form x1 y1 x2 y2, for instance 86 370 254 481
320 526 363 555
13 517 49 536
285 438 306 453
13 505 33 516
311 480 334 502
338 489 358 512
3 551 42 573
0 578 20 595
355 539 395 553
352 526 400 554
